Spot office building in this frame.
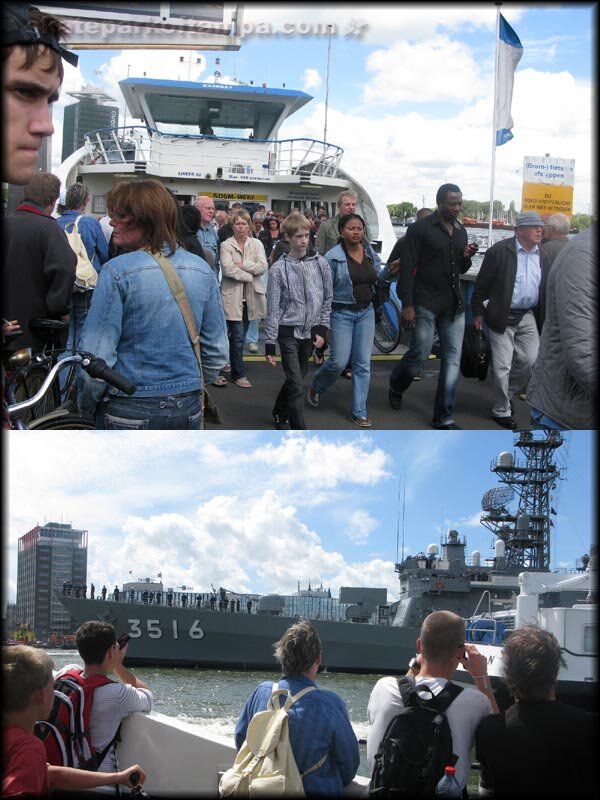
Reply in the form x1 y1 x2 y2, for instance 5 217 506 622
16 522 88 641
62 87 118 162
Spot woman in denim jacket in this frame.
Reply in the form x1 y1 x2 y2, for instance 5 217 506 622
308 213 382 427
77 179 228 429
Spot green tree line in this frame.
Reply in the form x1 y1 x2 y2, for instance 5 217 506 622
387 200 594 230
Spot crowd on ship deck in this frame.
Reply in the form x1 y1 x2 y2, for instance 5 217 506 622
1 1 596 431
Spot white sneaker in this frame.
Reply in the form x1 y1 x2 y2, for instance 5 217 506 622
247 343 259 353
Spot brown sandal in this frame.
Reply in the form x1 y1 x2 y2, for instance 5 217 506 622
234 377 252 388
211 375 228 387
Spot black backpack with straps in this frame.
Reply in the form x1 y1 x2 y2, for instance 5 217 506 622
369 677 463 798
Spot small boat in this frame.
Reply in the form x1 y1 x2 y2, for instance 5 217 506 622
462 217 515 230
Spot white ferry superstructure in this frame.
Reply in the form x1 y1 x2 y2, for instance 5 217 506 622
56 76 396 257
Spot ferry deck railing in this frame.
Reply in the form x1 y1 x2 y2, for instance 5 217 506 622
82 126 344 180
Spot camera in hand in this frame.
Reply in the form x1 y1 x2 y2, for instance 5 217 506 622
117 632 130 649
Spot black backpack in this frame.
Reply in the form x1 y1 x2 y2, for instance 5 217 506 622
369 677 463 798
460 324 490 381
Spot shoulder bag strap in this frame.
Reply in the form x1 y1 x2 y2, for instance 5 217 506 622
149 250 203 373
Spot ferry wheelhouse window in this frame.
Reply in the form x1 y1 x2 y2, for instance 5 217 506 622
92 196 106 215
583 624 596 653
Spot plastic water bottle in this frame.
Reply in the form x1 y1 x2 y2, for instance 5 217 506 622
435 766 462 798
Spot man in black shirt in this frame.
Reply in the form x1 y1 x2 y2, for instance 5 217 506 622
475 625 597 798
388 184 478 429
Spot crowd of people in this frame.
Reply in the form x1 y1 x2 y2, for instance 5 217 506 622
2 2 596 431
3 614 596 798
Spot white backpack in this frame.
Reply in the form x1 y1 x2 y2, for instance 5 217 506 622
64 215 98 291
219 683 326 797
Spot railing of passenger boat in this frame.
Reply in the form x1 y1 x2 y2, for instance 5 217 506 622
83 126 344 179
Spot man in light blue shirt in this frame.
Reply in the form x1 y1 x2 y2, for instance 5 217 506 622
194 195 220 277
471 211 546 428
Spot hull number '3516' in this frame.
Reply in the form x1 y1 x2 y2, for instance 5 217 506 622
127 618 205 640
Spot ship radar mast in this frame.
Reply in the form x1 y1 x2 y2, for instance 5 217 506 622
480 431 564 571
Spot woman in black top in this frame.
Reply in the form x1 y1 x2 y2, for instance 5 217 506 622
259 215 282 263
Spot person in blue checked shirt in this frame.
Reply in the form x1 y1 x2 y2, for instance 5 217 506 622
234 620 359 796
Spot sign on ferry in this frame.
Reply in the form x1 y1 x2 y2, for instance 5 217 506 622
521 183 573 216
521 155 575 217
523 156 575 186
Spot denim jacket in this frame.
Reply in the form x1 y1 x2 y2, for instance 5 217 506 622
234 675 359 797
77 246 229 411
325 242 382 306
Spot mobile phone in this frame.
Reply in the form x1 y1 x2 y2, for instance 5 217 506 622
117 632 130 649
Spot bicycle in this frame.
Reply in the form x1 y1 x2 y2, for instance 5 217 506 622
373 277 403 354
3 319 75 422
6 351 136 430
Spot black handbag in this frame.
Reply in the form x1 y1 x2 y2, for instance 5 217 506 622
460 324 491 381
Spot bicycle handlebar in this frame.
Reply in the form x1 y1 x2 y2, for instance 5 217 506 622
7 352 136 417
85 356 136 395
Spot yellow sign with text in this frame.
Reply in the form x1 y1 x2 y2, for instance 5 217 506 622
205 191 269 201
521 183 573 217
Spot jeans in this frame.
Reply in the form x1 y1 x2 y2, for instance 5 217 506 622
487 311 539 417
227 305 250 381
313 306 375 419
60 290 93 393
389 305 465 426
67 290 93 352
95 391 202 429
245 319 259 344
273 333 313 429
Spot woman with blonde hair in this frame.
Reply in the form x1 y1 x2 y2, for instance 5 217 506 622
78 178 228 428
220 210 268 388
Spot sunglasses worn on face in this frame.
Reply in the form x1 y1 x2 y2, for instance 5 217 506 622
109 211 135 227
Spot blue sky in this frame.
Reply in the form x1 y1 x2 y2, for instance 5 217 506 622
51 3 595 214
5 430 594 606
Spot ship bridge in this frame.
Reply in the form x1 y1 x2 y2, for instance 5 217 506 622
119 78 312 140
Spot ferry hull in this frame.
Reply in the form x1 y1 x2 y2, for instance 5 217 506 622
58 596 417 674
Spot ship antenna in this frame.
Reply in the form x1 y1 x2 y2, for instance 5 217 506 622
396 476 401 563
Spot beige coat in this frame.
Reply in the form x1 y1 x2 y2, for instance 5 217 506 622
220 236 268 321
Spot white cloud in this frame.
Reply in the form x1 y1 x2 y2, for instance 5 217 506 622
302 68 322 92
345 510 378 545
280 66 593 213
363 36 489 105
6 433 396 601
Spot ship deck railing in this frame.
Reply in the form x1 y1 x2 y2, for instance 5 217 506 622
69 587 381 625
81 126 344 180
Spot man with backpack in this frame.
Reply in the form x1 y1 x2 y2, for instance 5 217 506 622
367 610 498 797
56 621 153 792
226 620 359 797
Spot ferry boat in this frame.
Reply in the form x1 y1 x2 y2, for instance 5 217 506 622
56 73 396 257
57 433 592 690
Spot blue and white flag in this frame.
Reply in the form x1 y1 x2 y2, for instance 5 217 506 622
495 14 523 146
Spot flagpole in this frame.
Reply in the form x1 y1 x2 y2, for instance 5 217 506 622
487 3 502 249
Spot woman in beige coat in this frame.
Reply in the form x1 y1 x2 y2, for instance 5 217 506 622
220 210 268 387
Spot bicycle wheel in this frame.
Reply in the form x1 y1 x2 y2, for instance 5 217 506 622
374 301 402 353
12 365 60 422
28 411 95 430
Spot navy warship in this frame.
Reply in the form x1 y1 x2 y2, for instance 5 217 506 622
58 432 590 673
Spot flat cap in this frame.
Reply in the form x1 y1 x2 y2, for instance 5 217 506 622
515 211 544 227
